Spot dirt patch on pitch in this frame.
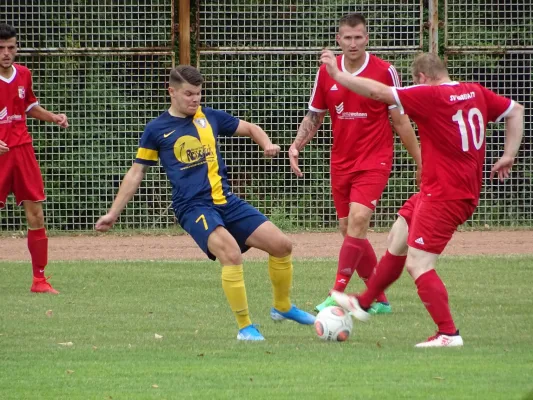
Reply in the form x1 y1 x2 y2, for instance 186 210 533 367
1 230 532 261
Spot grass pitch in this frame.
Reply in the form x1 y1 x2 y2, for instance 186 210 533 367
1 256 532 399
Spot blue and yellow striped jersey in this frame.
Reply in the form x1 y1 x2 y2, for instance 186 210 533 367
135 106 240 213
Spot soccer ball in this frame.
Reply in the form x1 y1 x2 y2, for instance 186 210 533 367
314 306 353 342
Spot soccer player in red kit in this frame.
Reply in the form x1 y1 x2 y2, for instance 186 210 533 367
320 49 524 347
289 13 421 314
0 23 69 294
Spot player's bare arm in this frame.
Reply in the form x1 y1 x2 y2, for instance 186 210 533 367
0 140 8 155
389 108 422 186
490 102 524 182
95 163 149 232
320 49 396 105
27 105 69 128
289 110 325 177
234 120 280 158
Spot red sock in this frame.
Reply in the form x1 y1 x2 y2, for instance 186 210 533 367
415 270 456 335
358 250 406 309
332 236 364 292
357 240 388 304
28 228 48 279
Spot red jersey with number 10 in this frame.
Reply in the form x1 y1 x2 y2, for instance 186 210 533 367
392 82 514 204
0 64 39 148
309 53 401 175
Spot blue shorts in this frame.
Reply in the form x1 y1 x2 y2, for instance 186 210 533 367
176 195 268 260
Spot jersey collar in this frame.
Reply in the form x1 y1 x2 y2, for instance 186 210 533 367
0 65 17 84
341 52 370 76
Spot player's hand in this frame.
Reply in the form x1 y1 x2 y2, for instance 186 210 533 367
0 140 8 155
320 49 340 78
289 145 303 177
263 143 280 158
54 113 69 128
95 212 118 232
490 155 515 182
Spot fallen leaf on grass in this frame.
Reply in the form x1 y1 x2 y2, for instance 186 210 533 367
58 342 73 347
92 346 98 351
66 370 74 374
154 334 163 339
45 310 53 317
197 353 204 357
265 351 273 355
152 384 159 389
249 378 253 382
376 341 382 348
433 377 445 380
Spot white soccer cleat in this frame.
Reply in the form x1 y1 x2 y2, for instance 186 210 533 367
331 291 370 322
415 332 464 348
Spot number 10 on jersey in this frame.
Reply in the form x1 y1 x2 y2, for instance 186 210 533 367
452 108 485 152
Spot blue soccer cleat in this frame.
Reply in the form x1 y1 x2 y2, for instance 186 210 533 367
270 304 316 325
237 324 265 341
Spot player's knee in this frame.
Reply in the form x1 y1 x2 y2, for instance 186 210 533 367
348 212 370 230
270 236 292 258
25 208 44 229
220 248 243 266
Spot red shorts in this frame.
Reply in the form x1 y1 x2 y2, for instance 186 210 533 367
0 144 45 209
404 195 476 254
397 192 420 226
331 169 390 218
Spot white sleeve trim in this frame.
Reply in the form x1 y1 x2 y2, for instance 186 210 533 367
25 101 39 113
308 70 323 110
309 105 327 113
391 87 404 114
388 65 401 88
494 100 515 123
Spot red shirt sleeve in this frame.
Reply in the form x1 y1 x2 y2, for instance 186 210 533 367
308 68 327 112
24 70 38 112
392 84 435 120
478 85 514 123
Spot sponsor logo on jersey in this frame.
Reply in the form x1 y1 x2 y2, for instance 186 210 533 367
450 92 475 102
415 237 425 245
0 107 6 120
335 103 368 119
163 129 175 138
330 84 338 91
18 86 25 99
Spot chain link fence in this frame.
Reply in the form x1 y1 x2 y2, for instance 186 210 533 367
1 1 530 231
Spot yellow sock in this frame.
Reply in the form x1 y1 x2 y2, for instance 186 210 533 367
221 265 252 329
268 254 293 312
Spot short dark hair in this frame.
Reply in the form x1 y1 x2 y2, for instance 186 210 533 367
169 65 204 87
411 53 449 80
339 13 366 28
0 23 17 41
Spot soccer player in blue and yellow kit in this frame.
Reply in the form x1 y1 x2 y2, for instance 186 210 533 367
95 65 315 340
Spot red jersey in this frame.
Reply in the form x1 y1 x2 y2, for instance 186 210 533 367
0 63 39 148
392 82 514 204
309 53 401 175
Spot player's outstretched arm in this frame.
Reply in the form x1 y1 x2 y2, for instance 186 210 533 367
95 163 149 232
390 109 422 187
27 105 69 128
234 120 280 158
320 49 396 106
490 102 524 182
289 110 325 177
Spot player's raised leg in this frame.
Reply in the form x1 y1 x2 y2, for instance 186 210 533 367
245 221 315 325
